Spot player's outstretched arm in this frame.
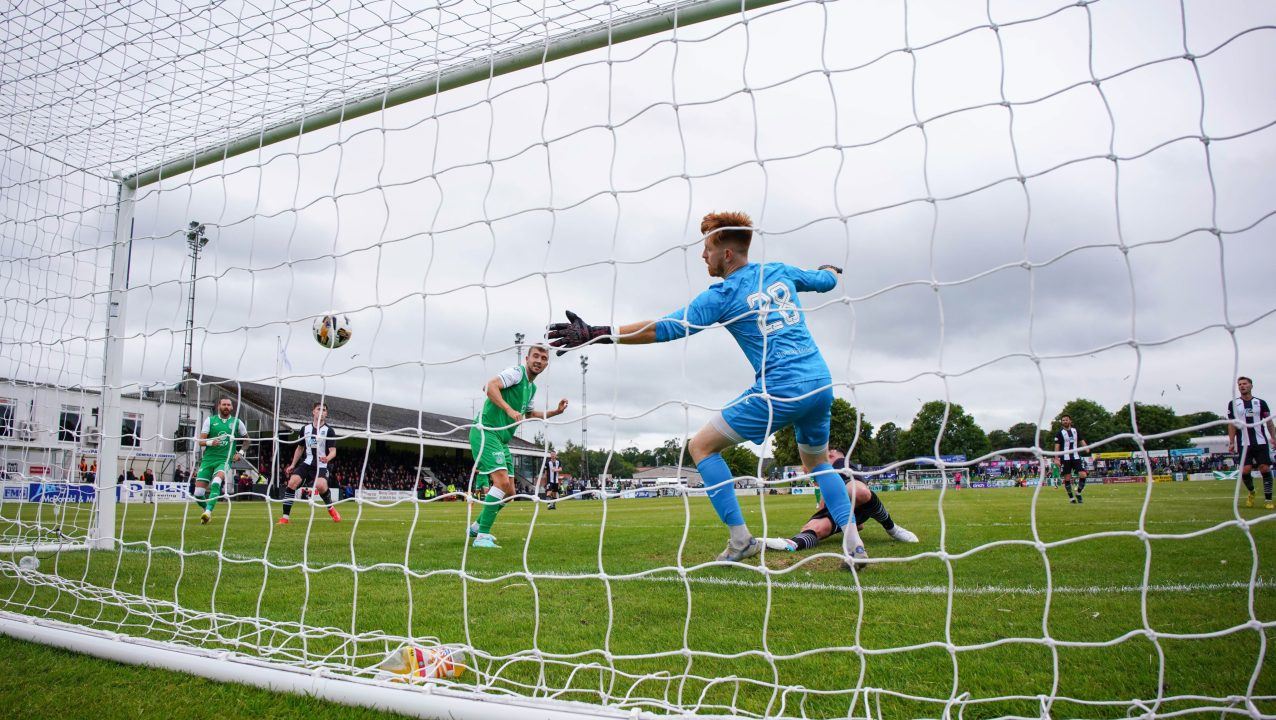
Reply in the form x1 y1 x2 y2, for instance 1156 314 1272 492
528 399 569 420
790 264 843 294
547 311 619 354
549 287 726 354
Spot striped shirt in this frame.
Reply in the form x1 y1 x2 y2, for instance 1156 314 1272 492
1227 396 1271 447
1055 427 1082 460
302 423 337 468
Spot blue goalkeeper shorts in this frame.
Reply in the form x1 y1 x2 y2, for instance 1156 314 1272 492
711 378 833 451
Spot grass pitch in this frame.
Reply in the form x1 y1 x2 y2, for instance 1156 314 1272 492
2 480 1273 719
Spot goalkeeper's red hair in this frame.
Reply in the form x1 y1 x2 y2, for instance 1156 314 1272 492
700 211 753 278
701 211 752 250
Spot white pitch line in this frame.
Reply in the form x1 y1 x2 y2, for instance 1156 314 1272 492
491 572 1274 596
104 547 1270 597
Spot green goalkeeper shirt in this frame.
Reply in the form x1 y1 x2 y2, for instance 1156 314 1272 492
476 365 536 444
201 414 248 466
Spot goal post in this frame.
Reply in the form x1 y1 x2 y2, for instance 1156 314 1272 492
901 469 946 490
91 181 135 552
0 611 643 720
122 0 794 191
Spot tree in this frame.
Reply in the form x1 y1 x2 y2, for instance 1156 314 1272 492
619 445 655 467
592 449 637 479
1007 422 1047 451
771 428 799 468
1054 398 1114 448
876 422 902 464
557 440 638 479
652 438 687 467
831 399 878 466
1111 403 1191 451
721 445 761 478
900 401 991 461
1178 410 1227 436
987 429 1012 453
771 399 877 467
558 440 583 478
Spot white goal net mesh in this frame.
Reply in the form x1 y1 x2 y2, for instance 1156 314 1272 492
2 0 1274 718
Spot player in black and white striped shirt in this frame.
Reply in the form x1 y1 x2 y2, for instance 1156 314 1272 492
280 402 342 524
1054 414 1087 504
1227 376 1275 510
545 452 562 510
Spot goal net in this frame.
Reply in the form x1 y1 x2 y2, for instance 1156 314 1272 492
3 0 1274 718
902 469 946 490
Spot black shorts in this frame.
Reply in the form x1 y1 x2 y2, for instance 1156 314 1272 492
1239 444 1272 467
807 503 869 532
292 464 330 485
1060 459 1086 476
546 482 561 494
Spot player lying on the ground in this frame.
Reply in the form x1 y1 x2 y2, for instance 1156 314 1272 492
549 211 866 567
279 402 341 525
194 397 249 525
468 344 569 549
764 477 918 558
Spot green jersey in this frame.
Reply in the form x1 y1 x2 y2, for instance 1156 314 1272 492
201 414 248 466
476 365 536 443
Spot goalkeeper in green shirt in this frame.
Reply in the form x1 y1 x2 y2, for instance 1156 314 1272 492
194 397 249 525
468 344 568 549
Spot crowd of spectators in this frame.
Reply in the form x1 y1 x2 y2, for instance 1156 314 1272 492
326 456 419 491
319 454 489 496
423 457 471 489
1089 453 1231 478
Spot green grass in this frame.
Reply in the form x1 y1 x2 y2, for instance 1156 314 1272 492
2 481 1273 719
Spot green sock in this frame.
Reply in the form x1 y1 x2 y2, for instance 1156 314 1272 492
204 481 222 513
476 487 506 534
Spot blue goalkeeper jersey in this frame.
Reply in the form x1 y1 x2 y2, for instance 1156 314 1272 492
654 262 837 388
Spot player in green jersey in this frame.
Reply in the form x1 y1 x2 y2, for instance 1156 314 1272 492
468 344 568 548
195 397 249 525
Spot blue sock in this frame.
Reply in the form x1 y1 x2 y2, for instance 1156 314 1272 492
698 453 744 527
813 462 852 529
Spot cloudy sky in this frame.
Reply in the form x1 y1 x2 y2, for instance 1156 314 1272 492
4 0 1275 455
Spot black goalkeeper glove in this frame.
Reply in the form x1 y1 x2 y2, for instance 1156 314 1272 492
818 264 843 274
547 310 613 355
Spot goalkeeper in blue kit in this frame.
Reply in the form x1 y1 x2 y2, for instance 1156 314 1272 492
549 211 867 567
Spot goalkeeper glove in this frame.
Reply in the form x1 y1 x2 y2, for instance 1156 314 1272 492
818 264 843 274
547 310 612 355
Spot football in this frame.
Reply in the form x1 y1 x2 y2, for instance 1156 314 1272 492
313 313 352 349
